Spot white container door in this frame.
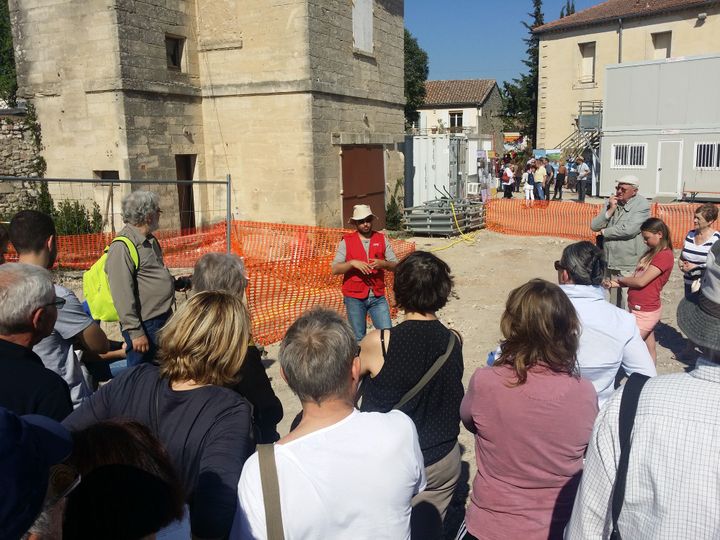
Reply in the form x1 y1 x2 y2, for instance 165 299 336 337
656 140 683 197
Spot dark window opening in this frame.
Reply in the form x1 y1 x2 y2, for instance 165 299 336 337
165 36 185 70
175 155 196 232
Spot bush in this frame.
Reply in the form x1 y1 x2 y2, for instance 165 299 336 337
53 199 103 235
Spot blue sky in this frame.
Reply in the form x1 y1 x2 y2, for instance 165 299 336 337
405 0 598 84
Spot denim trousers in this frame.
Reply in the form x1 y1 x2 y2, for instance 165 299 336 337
344 294 392 341
121 311 171 367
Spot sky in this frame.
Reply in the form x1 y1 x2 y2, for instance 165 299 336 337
405 0 599 85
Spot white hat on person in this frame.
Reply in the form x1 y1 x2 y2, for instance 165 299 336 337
617 175 640 187
350 204 376 222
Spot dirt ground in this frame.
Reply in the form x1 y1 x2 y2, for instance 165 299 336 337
259 229 689 537
55 228 689 537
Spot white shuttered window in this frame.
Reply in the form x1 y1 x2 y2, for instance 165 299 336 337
611 143 647 169
695 143 720 170
352 0 373 54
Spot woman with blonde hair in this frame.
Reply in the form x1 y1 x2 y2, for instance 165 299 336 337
456 279 597 540
64 291 255 540
606 217 674 361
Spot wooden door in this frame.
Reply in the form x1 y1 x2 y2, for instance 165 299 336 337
341 145 386 229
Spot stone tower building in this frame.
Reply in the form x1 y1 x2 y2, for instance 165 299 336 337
9 0 405 227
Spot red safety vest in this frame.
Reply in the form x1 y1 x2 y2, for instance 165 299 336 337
341 231 387 299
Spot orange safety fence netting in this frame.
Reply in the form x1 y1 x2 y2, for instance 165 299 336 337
485 199 719 248
5 221 415 346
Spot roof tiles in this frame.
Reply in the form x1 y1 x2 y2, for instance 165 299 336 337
421 79 497 107
535 0 717 34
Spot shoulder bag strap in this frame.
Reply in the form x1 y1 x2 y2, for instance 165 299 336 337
393 332 456 411
258 444 285 540
610 373 650 540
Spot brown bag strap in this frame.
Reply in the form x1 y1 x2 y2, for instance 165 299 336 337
393 332 456 410
258 444 284 540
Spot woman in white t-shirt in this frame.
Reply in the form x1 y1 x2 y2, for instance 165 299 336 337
502 165 515 199
523 164 536 204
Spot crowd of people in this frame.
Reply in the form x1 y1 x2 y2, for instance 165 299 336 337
499 154 592 204
1 187 719 540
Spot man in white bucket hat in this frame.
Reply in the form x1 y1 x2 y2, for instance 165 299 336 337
567 240 720 538
332 204 398 341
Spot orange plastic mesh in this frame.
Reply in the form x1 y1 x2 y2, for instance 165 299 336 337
5 221 415 346
485 199 719 249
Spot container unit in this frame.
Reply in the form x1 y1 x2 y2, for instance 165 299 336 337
408 134 468 206
600 54 720 200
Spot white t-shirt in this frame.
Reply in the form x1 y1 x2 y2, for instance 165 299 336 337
33 284 94 407
231 409 425 540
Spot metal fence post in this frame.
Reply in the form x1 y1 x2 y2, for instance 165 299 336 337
226 174 232 253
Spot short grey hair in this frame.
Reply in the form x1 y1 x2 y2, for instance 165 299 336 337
0 263 54 334
121 191 160 226
279 308 356 404
192 253 248 296
560 241 607 286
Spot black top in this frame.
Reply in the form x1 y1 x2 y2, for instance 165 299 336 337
360 320 464 466
0 338 72 421
233 345 283 443
63 364 254 539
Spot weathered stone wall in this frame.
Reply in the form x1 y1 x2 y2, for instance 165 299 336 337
477 85 504 153
0 115 41 218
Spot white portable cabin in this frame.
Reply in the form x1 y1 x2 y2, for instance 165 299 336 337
409 134 467 206
600 54 720 200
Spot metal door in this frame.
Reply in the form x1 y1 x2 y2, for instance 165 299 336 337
656 141 683 197
341 145 386 229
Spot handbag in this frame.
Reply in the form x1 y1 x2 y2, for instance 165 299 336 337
258 444 285 540
609 373 650 540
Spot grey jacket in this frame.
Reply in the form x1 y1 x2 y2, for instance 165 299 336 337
106 225 175 339
590 195 651 272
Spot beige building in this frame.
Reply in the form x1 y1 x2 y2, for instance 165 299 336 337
9 0 405 228
534 0 720 150
417 79 504 153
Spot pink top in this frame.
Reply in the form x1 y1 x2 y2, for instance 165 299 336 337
460 365 598 540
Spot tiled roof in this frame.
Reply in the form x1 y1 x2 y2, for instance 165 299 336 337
420 79 497 107
535 0 718 34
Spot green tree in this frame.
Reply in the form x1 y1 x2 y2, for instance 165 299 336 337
560 0 576 18
0 0 17 105
404 28 429 127
501 0 544 146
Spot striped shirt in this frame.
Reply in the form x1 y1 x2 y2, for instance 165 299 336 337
681 230 720 284
566 358 720 540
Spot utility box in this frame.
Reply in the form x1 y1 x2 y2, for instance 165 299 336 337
408 134 468 206
600 54 720 200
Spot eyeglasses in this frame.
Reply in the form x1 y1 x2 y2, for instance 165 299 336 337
46 464 81 507
45 297 66 310
355 217 373 224
554 260 566 271
616 185 634 193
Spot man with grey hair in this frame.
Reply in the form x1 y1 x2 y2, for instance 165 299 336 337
107 190 186 367
231 308 425 539
556 241 655 408
566 240 720 539
0 263 72 420
590 174 650 308
192 252 283 443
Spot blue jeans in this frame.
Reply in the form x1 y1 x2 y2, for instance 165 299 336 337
344 294 392 342
536 184 545 200
122 312 171 367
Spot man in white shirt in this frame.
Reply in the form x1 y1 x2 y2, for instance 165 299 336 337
231 308 425 540
566 241 720 539
555 241 655 408
576 156 591 202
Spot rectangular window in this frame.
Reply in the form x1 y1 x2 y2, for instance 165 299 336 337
611 143 647 169
165 35 185 70
578 42 596 83
352 0 373 54
449 111 463 132
652 31 672 60
695 142 720 170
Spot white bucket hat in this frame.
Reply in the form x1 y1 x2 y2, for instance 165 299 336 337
616 174 640 188
350 204 376 222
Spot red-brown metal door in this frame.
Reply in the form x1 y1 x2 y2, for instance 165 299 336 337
341 145 386 229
